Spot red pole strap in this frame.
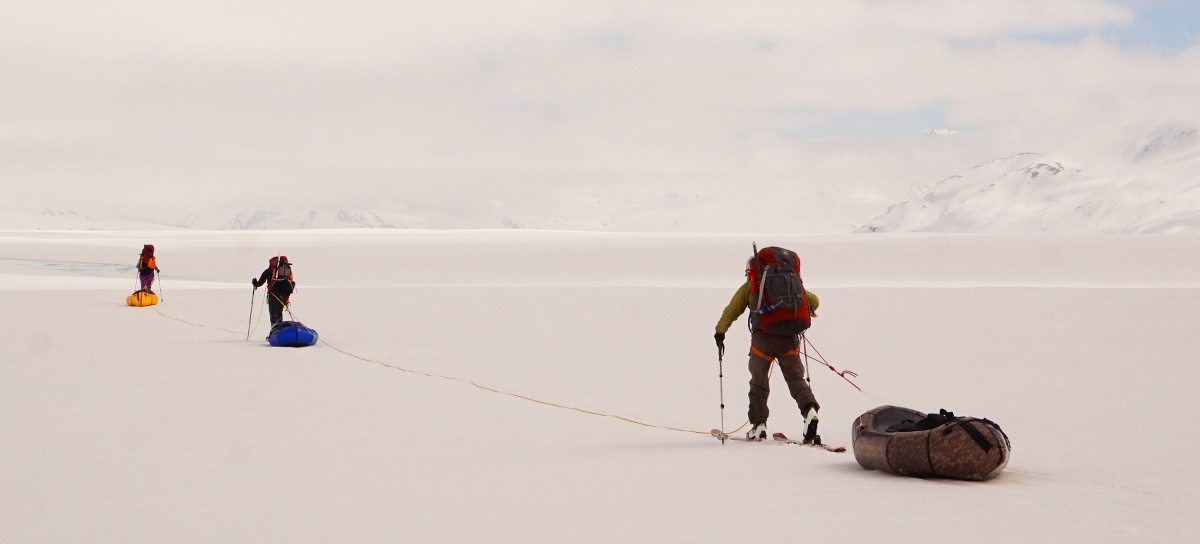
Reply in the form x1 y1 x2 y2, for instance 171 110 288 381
801 335 862 392
758 332 862 392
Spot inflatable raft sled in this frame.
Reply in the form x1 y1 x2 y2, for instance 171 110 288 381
126 290 158 307
268 321 318 347
851 405 1011 481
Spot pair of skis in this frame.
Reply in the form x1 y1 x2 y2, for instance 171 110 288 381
710 428 847 453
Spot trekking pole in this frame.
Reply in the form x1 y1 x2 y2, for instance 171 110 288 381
156 271 164 300
718 349 727 444
801 331 811 385
246 287 256 340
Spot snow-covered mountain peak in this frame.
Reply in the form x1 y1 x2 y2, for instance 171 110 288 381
861 122 1200 234
1133 125 1197 163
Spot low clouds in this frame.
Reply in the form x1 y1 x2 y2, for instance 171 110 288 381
2 1 1197 230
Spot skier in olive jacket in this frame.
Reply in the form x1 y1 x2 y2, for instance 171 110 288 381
714 260 821 441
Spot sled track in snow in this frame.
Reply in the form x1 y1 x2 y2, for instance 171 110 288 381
151 305 715 437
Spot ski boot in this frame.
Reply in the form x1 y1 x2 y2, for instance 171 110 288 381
802 409 822 445
746 423 768 441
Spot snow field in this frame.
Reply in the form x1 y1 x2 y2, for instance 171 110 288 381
2 230 1198 542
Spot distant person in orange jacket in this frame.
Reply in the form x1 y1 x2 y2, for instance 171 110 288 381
136 244 160 293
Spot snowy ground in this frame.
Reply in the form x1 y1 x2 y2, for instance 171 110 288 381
2 229 1198 543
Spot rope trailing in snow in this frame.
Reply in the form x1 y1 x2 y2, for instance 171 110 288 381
248 290 269 337
153 307 241 335
317 337 708 435
153 302 710 436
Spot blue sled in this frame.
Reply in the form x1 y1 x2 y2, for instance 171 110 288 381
269 321 319 347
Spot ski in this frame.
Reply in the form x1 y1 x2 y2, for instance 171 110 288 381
711 428 764 443
710 429 846 452
773 432 846 453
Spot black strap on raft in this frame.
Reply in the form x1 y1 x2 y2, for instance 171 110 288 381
947 419 994 453
981 417 1011 450
921 409 955 430
885 409 957 433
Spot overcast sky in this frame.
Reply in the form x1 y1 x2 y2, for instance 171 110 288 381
2 1 1199 226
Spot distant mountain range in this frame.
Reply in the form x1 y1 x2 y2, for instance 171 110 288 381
0 208 403 231
170 210 400 230
5 123 1199 233
860 124 1200 233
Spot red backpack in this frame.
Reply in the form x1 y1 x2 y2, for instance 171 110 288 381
746 246 811 335
268 256 293 290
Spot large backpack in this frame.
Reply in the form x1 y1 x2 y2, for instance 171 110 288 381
268 256 294 291
747 246 811 335
137 244 155 273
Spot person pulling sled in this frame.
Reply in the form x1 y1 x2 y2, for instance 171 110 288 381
252 255 295 325
136 244 160 294
714 246 823 444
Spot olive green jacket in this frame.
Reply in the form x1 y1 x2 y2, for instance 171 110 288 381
715 282 820 334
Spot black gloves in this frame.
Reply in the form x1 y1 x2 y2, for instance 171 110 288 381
714 332 725 358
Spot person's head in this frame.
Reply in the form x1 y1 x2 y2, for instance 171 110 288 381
142 244 154 256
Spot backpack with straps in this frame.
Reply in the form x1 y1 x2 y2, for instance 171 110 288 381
137 244 155 272
269 256 293 290
747 246 811 335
